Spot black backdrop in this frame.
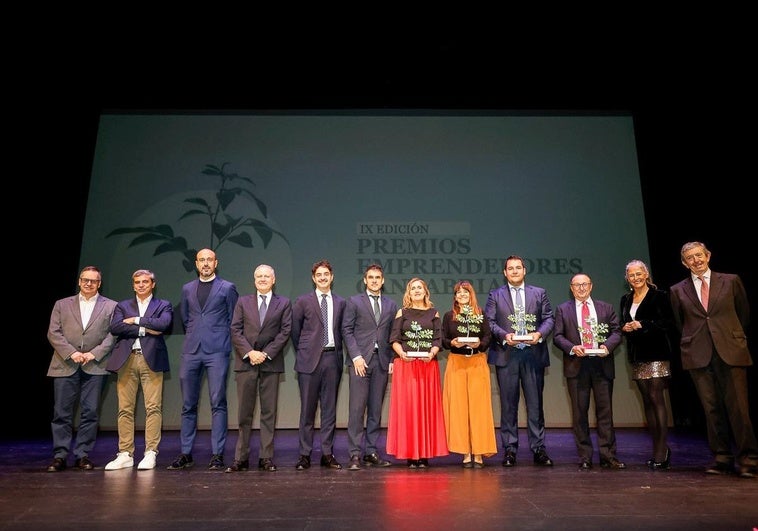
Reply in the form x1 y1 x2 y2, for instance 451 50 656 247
18 45 754 439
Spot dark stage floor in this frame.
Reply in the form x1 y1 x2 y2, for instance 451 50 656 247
1 428 756 530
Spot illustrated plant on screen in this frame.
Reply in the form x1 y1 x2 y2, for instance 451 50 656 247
106 163 289 272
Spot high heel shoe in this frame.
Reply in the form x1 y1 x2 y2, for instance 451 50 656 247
650 448 671 470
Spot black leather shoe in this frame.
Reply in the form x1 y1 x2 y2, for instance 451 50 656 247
363 452 391 467
224 460 249 473
320 454 342 469
739 466 757 479
348 455 361 471
417 458 429 469
167 454 194 470
650 448 671 470
208 454 225 471
74 457 95 470
502 451 516 467
47 457 66 472
705 461 734 475
579 460 592 470
462 460 474 468
473 459 485 469
600 458 627 469
407 459 418 469
296 455 311 470
258 458 277 472
533 449 554 466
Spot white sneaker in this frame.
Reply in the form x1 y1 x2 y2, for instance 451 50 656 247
137 450 157 470
105 452 133 470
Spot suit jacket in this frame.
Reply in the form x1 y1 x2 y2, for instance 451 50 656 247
485 283 554 368
342 293 398 370
230 292 292 373
47 294 118 377
670 271 752 370
291 291 346 374
553 298 622 380
107 297 174 373
619 287 674 364
180 277 239 355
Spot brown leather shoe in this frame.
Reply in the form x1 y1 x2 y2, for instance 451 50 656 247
600 458 627 470
320 454 342 469
74 457 95 470
47 457 66 472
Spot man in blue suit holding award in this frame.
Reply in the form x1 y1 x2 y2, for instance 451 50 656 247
167 249 239 471
485 255 555 468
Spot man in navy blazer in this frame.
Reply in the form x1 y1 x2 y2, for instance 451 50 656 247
670 241 758 478
227 264 292 472
291 259 346 470
105 269 173 471
553 273 625 470
485 255 555 468
342 263 398 470
167 249 239 471
46 266 117 472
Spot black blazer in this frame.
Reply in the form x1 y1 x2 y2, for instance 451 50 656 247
619 287 674 364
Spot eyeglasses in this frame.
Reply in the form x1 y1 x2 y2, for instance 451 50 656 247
79 278 100 284
571 282 591 289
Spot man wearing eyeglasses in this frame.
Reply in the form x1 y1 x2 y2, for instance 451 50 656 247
553 273 625 471
46 266 117 472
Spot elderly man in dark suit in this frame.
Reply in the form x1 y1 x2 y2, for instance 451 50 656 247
292 259 346 470
46 266 117 472
342 263 398 470
167 248 239 472
670 241 758 479
105 269 173 471
553 273 625 471
226 264 291 473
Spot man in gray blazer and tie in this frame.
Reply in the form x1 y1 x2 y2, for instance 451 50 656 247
227 264 291 472
46 266 117 472
342 264 398 470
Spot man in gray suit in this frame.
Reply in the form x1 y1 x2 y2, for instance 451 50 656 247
227 264 291 472
46 266 117 472
670 241 758 478
292 259 346 470
342 264 398 470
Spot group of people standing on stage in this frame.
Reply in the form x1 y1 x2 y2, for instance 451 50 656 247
45 242 758 479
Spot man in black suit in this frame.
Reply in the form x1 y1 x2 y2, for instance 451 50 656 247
226 264 292 472
342 264 398 470
291 260 346 470
553 273 625 471
670 241 758 478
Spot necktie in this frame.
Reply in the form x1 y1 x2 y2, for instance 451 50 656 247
581 301 593 348
321 294 329 346
370 295 381 324
514 287 523 309
698 276 709 310
259 294 267 325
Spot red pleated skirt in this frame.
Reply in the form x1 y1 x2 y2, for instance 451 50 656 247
386 358 449 459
